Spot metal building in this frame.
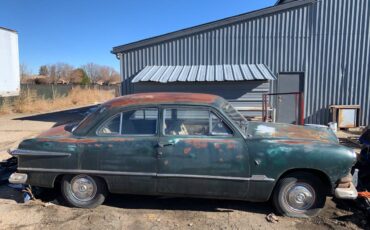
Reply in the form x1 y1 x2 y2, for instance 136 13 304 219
112 0 370 125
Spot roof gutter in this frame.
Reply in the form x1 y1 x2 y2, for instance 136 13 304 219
0 26 18 33
112 0 315 54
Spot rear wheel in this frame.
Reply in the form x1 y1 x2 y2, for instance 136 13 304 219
61 174 107 208
272 172 326 218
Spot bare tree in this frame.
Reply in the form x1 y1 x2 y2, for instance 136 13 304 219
98 66 120 83
25 62 119 85
47 63 74 83
81 63 100 83
57 63 74 82
20 63 31 78
19 63 32 83
47 64 57 83
81 63 120 84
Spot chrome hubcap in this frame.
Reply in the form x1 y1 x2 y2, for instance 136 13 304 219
71 175 97 202
285 183 315 212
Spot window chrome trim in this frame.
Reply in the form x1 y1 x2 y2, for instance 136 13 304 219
157 173 250 181
18 167 157 177
17 167 275 182
10 149 71 157
96 108 159 137
96 113 122 136
210 111 234 137
157 174 274 182
119 113 123 135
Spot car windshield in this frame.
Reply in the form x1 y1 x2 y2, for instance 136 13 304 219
220 100 248 133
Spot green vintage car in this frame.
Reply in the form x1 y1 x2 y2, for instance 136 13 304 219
9 93 357 217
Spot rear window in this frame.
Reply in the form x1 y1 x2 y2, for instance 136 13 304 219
97 108 158 136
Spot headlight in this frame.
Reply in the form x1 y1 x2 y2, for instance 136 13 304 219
349 149 358 164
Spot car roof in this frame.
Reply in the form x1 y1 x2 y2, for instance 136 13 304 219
102 92 221 108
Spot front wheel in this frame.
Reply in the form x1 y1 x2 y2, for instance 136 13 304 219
61 174 107 208
272 172 326 218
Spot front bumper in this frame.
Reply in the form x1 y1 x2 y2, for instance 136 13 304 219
334 172 358 200
335 182 358 199
8 172 28 184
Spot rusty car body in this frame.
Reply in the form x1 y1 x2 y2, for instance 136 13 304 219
9 93 357 217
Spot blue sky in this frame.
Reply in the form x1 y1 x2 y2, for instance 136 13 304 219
0 0 275 73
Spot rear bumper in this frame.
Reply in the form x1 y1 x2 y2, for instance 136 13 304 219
8 172 28 184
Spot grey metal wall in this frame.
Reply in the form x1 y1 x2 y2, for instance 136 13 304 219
133 81 270 118
120 0 370 125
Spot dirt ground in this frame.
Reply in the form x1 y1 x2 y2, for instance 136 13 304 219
0 111 369 230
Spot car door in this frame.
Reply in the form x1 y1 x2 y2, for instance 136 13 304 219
157 106 250 199
84 107 159 195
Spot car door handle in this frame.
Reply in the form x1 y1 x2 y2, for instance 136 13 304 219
157 142 174 148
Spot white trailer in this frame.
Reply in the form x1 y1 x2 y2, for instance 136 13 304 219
0 27 20 97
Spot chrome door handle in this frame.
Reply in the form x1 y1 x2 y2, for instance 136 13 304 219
157 142 174 148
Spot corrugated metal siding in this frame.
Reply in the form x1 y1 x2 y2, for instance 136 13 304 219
133 81 270 118
120 0 370 125
131 64 276 83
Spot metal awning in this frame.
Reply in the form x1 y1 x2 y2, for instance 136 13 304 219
131 64 276 83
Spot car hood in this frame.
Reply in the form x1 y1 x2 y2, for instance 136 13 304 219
247 122 338 143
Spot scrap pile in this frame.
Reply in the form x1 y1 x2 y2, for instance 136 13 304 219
0 157 17 184
356 127 370 214
0 156 35 202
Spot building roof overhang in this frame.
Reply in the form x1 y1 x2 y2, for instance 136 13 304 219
131 64 276 83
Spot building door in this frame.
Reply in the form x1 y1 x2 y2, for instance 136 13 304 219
276 72 304 124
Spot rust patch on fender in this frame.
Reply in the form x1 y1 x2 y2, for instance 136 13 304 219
183 147 192 155
49 138 98 144
184 139 236 149
274 125 332 142
271 140 318 145
227 143 236 149
185 140 208 149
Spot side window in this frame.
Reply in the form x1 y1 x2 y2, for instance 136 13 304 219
122 108 158 135
98 114 121 135
164 109 209 136
210 113 233 136
98 108 158 136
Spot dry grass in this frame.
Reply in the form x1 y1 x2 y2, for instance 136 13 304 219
0 87 115 115
0 97 13 114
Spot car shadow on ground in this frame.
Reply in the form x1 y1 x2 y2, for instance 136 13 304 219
1 184 369 228
0 184 273 214
13 105 98 127
330 198 370 229
0 184 24 203
104 194 274 214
